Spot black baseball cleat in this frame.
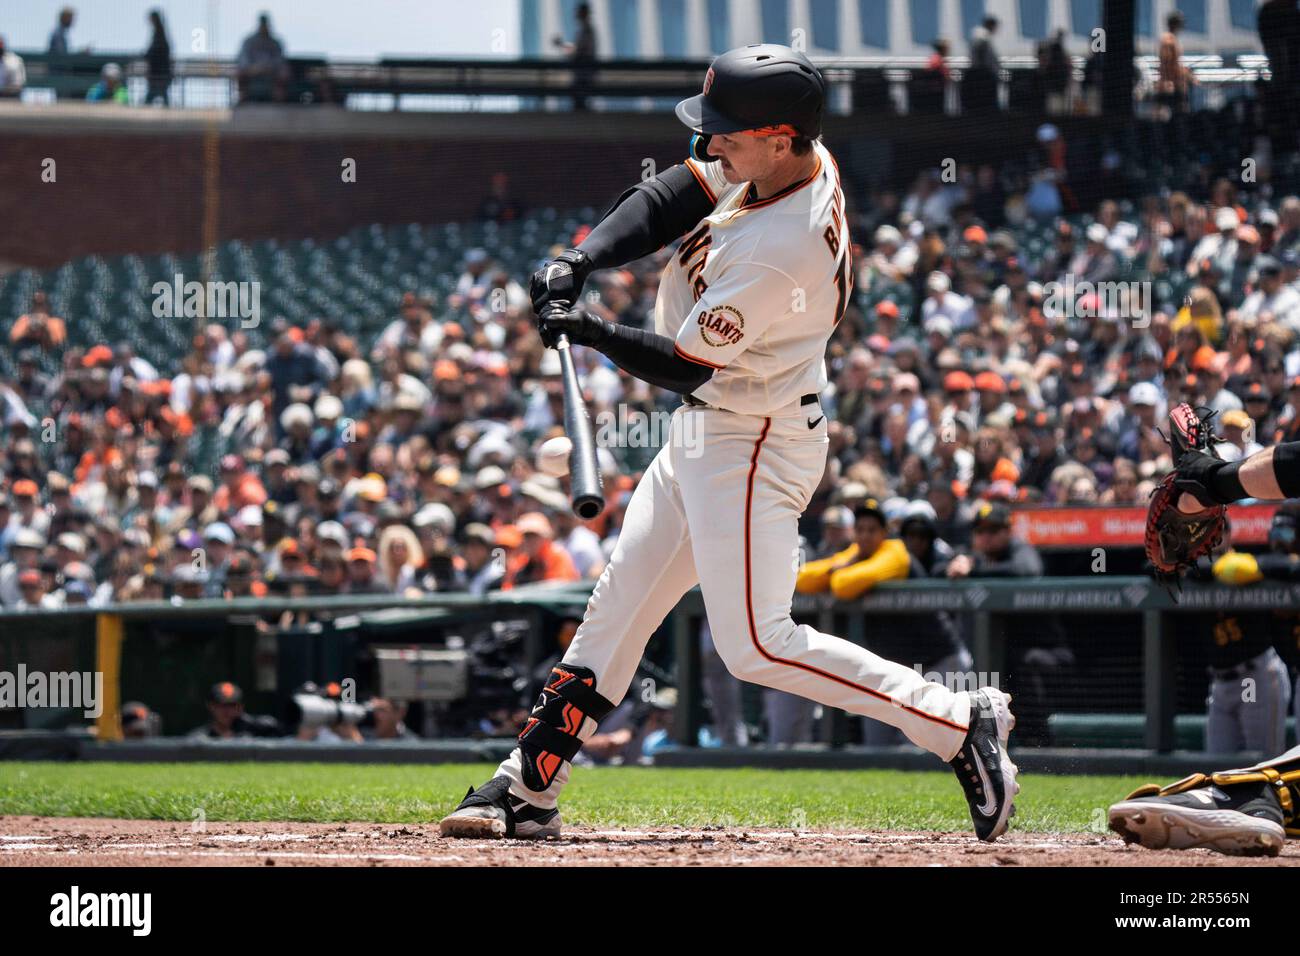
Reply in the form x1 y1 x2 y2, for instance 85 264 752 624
1108 781 1285 857
438 775 561 840
949 688 1019 842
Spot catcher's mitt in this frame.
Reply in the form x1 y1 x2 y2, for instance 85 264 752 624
1144 403 1228 579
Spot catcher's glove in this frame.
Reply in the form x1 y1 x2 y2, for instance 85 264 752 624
1144 403 1228 579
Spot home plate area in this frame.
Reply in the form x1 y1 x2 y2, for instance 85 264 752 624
2 818 1297 866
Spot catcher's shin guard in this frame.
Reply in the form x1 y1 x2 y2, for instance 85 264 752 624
517 664 615 793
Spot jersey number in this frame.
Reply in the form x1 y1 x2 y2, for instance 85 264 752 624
833 252 851 326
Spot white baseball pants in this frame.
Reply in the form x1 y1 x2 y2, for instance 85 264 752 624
497 399 973 807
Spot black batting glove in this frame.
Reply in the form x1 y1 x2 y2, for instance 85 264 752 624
530 248 594 313
537 300 609 350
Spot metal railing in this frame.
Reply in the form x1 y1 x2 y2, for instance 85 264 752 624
9 51 1266 114
3 575 1292 753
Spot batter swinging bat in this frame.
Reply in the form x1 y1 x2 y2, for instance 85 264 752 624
554 332 604 519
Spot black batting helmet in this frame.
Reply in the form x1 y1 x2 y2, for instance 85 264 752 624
676 44 826 139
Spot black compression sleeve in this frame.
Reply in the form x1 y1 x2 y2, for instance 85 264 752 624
577 163 716 270
591 322 715 394
1272 442 1300 498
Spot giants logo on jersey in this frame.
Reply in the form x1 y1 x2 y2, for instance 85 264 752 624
696 305 744 347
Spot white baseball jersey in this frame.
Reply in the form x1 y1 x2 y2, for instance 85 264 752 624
495 139 978 813
653 139 852 415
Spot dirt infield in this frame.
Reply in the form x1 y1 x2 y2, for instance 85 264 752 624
0 816 1296 866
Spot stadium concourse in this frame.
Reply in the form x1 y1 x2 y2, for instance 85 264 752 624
3 100 1300 750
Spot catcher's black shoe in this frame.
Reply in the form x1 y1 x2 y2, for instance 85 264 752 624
1109 781 1285 857
949 689 1019 842
438 775 561 840
1166 403 1231 507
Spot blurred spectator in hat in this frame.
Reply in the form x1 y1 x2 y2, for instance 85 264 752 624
1117 382 1163 460
7 478 48 537
0 529 45 607
311 394 344 459
945 503 1039 580
10 291 67 352
372 291 442 361
12 349 51 405
120 473 161 538
279 403 315 462
345 547 387 594
1239 256 1300 333
889 372 926 429
454 248 494 300
1190 206 1242 278
265 326 329 431
86 62 129 103
222 552 261 599
941 369 976 419
899 500 954 576
54 531 86 569
188 681 278 739
213 454 267 512
458 523 504 595
920 270 972 329
167 475 218 534
502 512 578 589
1217 409 1264 461
338 358 377 419
1197 360 1243 418
121 700 161 738
972 371 1012 424
262 449 295 504
201 522 235 594
1069 223 1119 286
864 225 917 285
1242 382 1276 437
818 504 855 555
14 567 56 610
971 427 1019 490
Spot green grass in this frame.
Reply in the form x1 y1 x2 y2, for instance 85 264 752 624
0 762 1149 833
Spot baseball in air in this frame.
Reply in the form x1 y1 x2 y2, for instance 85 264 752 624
537 436 573 477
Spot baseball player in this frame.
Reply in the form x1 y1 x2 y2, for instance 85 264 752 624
1109 744 1299 856
1187 521 1293 756
440 44 1018 842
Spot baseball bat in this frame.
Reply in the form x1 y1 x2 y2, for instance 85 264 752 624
554 332 605 520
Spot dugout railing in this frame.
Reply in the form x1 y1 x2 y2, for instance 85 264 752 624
1 576 1294 754
11 51 1265 113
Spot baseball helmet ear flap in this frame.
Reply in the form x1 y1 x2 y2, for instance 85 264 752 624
689 132 716 162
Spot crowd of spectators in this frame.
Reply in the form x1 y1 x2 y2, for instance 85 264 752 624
4 132 1300 616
